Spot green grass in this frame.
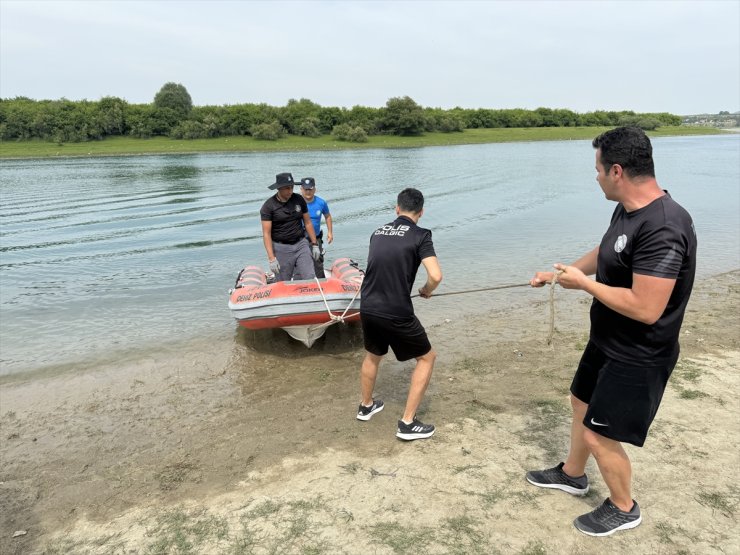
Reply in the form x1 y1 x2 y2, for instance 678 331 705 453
369 521 435 554
154 460 198 491
654 520 699 545
454 356 495 377
670 358 712 401
145 508 229 555
673 359 703 383
451 463 485 475
522 399 571 460
679 388 709 400
338 461 361 475
696 488 739 518
439 515 489 555
519 540 548 555
0 126 726 159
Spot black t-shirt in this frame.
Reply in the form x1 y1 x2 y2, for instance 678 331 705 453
259 193 308 244
590 192 697 365
361 215 436 319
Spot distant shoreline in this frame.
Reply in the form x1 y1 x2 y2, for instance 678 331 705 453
0 126 727 160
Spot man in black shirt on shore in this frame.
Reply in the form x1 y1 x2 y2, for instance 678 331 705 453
526 126 697 537
355 188 443 441
260 172 321 282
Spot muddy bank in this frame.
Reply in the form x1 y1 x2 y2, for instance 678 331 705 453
1 271 738 554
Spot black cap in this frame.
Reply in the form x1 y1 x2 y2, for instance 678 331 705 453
299 177 316 189
268 172 295 190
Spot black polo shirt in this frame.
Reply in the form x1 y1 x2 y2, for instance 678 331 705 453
361 215 436 319
590 192 697 365
260 193 308 244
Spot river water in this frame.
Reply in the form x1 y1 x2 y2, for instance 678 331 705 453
1 134 738 377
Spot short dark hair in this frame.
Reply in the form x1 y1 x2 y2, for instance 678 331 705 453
397 188 424 213
592 126 655 178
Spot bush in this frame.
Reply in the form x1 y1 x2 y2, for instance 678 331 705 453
331 123 352 140
346 126 368 142
380 96 426 135
636 117 662 131
332 123 368 142
250 121 285 140
436 115 464 133
170 120 210 139
295 117 321 137
153 83 193 118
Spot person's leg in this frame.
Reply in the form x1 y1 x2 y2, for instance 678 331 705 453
360 351 383 405
401 349 436 423
563 395 592 477
292 242 316 280
314 236 326 278
583 430 633 512
526 344 599 494
273 243 293 282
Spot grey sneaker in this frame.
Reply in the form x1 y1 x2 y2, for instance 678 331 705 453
574 498 642 536
396 418 435 440
526 462 589 495
356 398 384 421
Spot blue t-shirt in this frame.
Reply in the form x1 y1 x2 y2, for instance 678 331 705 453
306 196 330 236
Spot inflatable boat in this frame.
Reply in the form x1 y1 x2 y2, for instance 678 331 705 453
228 258 363 347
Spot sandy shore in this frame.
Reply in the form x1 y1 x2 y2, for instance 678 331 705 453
1 271 739 554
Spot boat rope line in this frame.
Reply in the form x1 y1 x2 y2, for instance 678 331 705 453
409 279 562 347
296 272 560 345
311 274 363 332
409 282 530 299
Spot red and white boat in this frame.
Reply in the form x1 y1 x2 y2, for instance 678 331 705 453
228 258 363 347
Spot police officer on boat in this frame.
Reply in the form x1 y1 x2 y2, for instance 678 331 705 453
260 172 321 282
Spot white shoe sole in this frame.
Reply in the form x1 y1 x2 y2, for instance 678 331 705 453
574 515 642 537
396 429 435 441
526 476 589 496
356 404 384 421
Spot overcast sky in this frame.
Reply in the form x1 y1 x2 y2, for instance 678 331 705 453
1 0 738 115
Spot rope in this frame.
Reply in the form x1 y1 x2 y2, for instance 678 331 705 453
546 270 563 347
306 273 559 346
309 274 363 332
410 282 530 299
409 279 560 347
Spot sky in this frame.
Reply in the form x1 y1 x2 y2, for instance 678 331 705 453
1 0 738 115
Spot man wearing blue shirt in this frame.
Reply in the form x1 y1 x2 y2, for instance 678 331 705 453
299 177 333 278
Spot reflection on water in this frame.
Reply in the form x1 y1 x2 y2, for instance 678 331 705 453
156 165 203 182
0 135 738 376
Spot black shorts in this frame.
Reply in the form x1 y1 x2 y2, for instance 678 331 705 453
571 340 677 447
361 313 432 362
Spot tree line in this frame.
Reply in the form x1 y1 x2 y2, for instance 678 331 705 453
0 82 682 144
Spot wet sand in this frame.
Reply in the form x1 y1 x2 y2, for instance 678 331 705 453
1 271 738 554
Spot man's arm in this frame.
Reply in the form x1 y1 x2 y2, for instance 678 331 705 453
418 256 442 299
325 213 333 244
530 246 599 287
302 213 318 244
556 266 676 325
261 221 275 260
